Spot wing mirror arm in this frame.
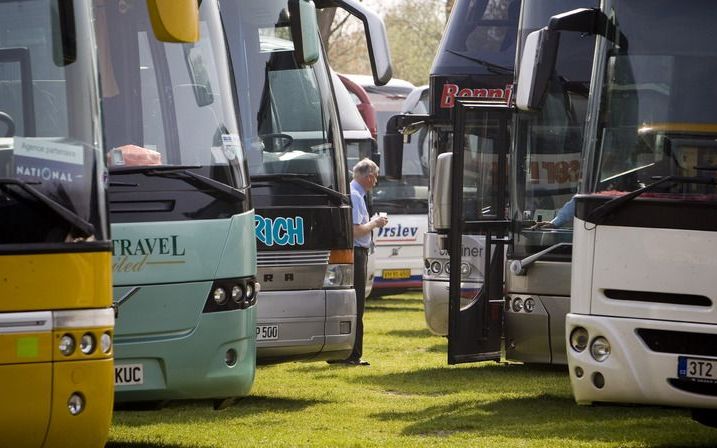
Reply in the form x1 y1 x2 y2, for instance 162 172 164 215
509 242 571 276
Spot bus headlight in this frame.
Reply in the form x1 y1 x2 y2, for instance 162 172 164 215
231 285 244 303
59 334 75 356
68 393 84 415
212 287 227 305
523 297 535 313
590 337 611 362
511 297 523 312
430 261 442 274
444 262 451 274
80 333 95 355
324 264 353 288
100 332 112 354
570 327 589 352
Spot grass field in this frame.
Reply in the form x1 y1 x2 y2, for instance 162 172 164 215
107 293 717 447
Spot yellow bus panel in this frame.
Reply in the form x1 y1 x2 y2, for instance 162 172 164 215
0 363 52 447
0 252 112 312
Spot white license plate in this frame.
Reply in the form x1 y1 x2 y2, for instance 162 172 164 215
678 356 717 382
256 324 279 341
115 363 144 386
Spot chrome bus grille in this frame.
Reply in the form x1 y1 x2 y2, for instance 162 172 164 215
257 250 330 267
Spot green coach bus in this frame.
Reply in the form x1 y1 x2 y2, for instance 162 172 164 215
98 0 256 407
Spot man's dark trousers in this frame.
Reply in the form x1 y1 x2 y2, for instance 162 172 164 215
349 246 368 361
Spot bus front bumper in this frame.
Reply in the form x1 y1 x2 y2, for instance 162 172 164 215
567 313 717 409
256 289 355 364
114 308 256 402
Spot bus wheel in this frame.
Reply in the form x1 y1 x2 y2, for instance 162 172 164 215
213 397 236 410
692 408 717 428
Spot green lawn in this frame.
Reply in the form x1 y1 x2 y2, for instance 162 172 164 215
108 293 717 447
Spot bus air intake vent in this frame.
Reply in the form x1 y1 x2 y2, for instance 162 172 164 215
637 329 717 357
604 289 712 307
668 378 717 397
257 250 330 267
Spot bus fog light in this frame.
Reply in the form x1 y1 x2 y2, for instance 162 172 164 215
512 297 523 312
59 334 75 356
68 393 84 415
213 287 227 305
592 372 605 389
590 337 611 362
460 263 471 276
430 261 442 274
225 348 238 367
575 366 584 378
231 285 244 303
570 327 589 353
523 297 535 313
339 321 351 335
80 333 95 355
424 259 430 269
100 332 112 353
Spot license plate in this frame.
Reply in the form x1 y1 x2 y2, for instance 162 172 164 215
678 356 717 383
382 269 411 280
256 324 279 341
115 363 144 386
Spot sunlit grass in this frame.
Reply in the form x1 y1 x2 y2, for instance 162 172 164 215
108 293 717 447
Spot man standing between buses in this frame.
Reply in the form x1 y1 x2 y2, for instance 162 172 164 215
338 158 388 366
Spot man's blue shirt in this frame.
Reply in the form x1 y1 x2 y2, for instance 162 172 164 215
350 179 371 248
550 197 576 227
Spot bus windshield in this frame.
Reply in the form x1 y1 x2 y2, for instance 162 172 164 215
590 0 717 200
510 0 596 260
99 0 247 189
438 0 520 75
0 0 106 245
222 0 342 192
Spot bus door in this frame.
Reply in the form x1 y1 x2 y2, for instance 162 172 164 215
445 101 511 364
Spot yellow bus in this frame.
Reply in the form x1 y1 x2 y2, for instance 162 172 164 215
0 1 198 446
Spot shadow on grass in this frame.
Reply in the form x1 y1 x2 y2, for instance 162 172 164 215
113 395 326 426
363 364 717 445
371 393 712 444
385 329 434 338
364 363 568 396
106 443 186 448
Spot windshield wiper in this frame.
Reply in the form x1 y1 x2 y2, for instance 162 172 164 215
0 178 95 237
251 173 349 205
446 49 513 75
588 175 717 224
109 164 201 174
109 165 245 201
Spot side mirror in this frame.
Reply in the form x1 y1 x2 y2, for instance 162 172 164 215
317 0 392 85
383 114 404 180
432 152 452 230
516 8 607 111
147 0 200 43
515 28 559 111
383 133 403 180
289 0 320 66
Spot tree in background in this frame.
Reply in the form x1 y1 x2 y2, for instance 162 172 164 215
319 0 449 86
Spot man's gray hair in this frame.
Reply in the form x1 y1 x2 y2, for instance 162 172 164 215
352 158 379 179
